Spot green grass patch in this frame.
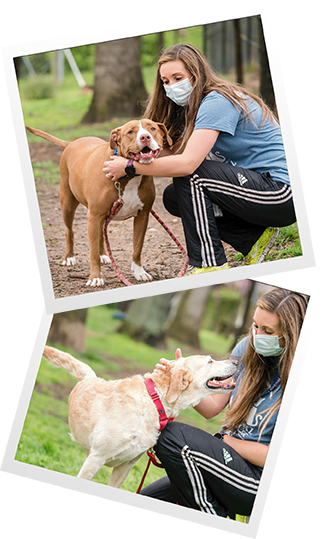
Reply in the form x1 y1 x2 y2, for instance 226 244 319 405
265 223 302 261
33 161 61 186
21 74 57 100
233 223 302 263
20 71 94 132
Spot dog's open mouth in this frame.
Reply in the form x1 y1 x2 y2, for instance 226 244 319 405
206 376 236 391
130 147 160 163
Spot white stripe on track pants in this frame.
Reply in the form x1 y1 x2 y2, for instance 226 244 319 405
163 159 296 267
140 422 262 518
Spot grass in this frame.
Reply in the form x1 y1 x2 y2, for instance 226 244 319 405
268 223 302 260
33 161 61 186
15 305 228 493
233 223 302 264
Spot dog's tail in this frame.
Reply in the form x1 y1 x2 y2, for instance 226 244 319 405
26 126 69 148
43 345 97 381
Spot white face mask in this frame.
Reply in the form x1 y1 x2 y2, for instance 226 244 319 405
252 327 284 357
163 77 193 106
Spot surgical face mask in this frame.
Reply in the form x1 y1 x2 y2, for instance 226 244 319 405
163 77 193 106
252 327 285 357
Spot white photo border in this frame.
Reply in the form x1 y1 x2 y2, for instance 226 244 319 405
0 10 315 314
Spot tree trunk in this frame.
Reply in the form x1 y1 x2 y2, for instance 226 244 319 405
258 16 277 116
234 19 243 84
48 309 88 353
82 38 147 123
121 293 174 348
167 287 211 348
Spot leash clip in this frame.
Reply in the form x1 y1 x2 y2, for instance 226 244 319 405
114 180 122 200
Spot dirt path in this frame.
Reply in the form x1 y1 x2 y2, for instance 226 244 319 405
30 142 241 299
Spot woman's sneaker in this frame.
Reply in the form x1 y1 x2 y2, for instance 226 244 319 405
244 227 279 265
186 262 229 276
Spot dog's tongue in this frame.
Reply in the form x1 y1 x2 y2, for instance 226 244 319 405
208 377 236 388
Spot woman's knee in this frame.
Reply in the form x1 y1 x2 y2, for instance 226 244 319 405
155 422 200 463
155 422 185 460
163 183 181 217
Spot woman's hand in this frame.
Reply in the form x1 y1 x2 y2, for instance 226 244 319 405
153 348 182 373
102 155 128 182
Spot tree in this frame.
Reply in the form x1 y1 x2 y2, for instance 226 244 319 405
258 16 277 115
82 38 147 123
121 293 175 348
48 309 88 352
167 287 211 348
233 19 243 84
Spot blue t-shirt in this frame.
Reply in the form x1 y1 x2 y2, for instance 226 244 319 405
223 336 281 450
194 91 290 185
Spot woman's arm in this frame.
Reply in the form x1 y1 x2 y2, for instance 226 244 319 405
159 137 184 157
194 393 231 419
103 128 219 181
222 435 269 468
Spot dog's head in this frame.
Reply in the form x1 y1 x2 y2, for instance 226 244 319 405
150 355 237 410
109 119 172 164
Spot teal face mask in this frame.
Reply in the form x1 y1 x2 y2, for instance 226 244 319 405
252 327 284 357
163 77 193 106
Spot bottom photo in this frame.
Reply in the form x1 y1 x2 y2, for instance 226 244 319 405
12 279 309 532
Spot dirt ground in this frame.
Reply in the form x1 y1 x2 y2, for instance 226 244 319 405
29 142 242 299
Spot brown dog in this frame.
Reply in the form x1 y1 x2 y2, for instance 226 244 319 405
26 120 172 286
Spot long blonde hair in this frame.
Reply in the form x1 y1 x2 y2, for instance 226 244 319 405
223 288 309 436
144 43 277 151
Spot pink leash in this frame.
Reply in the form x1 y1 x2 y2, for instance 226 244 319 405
103 198 188 286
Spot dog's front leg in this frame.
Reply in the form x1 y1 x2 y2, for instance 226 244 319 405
108 456 142 489
86 212 105 287
131 210 152 282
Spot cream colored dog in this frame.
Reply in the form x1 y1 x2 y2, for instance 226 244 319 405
42 346 237 488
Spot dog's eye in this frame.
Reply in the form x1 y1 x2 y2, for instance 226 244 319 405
208 358 214 364
150 127 156 131
127 130 134 135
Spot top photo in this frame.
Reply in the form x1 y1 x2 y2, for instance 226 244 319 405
4 14 314 312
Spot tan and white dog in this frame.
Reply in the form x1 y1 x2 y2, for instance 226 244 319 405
26 120 172 286
42 346 237 488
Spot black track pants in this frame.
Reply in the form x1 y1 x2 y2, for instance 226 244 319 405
140 422 262 518
163 160 296 267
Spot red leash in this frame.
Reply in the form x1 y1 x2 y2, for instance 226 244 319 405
103 198 133 286
136 450 164 494
102 198 189 286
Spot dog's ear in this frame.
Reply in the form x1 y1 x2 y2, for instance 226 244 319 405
110 128 121 149
166 367 193 403
157 123 173 148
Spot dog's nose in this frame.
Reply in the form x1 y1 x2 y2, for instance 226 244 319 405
140 133 151 144
232 360 239 366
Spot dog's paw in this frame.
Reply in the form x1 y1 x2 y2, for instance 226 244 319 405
131 262 153 282
100 255 111 265
86 277 104 287
62 256 76 266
